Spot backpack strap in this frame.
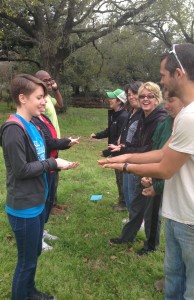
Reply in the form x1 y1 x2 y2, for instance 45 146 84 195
6 115 25 130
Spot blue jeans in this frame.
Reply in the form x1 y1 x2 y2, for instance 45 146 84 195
165 219 194 300
123 173 139 213
8 209 45 300
45 171 56 223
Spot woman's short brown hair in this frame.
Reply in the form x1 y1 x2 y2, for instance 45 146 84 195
10 74 47 106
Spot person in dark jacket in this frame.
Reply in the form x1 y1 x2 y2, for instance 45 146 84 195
108 81 143 212
98 82 167 246
32 113 79 250
32 114 79 220
0 74 79 300
90 89 128 211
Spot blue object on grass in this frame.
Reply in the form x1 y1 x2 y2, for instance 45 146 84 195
90 195 103 201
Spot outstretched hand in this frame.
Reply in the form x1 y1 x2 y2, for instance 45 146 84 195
69 136 80 146
99 162 124 171
98 154 128 165
98 158 111 165
56 158 80 170
108 144 121 152
90 133 96 138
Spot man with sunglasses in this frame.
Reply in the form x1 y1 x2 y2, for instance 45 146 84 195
159 43 194 300
98 43 194 299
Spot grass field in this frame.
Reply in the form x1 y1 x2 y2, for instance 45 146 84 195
0 105 164 300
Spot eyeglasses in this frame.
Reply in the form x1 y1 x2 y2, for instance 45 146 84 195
139 94 155 100
169 44 185 74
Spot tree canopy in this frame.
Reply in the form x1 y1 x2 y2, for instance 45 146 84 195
0 0 194 100
0 0 157 77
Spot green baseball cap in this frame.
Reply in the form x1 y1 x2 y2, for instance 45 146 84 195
106 89 127 103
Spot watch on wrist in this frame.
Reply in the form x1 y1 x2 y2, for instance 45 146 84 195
123 162 129 173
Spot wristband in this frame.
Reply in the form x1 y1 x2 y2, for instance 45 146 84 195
123 162 129 173
53 88 58 92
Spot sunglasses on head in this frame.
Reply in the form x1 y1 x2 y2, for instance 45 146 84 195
169 44 185 74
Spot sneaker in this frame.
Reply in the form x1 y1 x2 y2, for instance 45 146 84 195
42 240 53 251
122 218 129 224
43 230 58 241
154 279 165 292
136 247 155 256
28 289 57 300
109 237 128 246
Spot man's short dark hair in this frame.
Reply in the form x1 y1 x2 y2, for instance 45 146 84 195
162 43 194 81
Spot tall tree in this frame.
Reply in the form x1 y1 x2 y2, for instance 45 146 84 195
0 0 156 78
134 0 194 48
64 28 163 94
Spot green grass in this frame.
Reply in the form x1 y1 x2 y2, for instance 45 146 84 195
0 106 164 300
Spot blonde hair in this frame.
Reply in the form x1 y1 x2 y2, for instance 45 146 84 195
138 82 163 105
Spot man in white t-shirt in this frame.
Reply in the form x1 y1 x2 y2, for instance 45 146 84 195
98 43 194 299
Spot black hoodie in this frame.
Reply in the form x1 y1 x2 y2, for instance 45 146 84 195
94 108 128 157
114 106 167 155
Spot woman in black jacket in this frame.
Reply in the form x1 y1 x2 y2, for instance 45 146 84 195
98 82 167 247
90 89 128 211
31 113 79 250
108 81 143 212
0 74 79 300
